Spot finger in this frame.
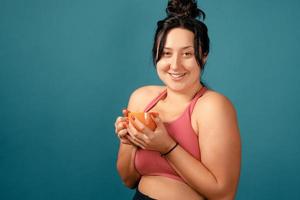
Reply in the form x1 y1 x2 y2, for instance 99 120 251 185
119 121 128 131
122 108 129 117
124 135 135 145
115 123 123 133
151 114 164 129
150 112 159 118
130 115 152 134
145 113 154 126
119 135 132 144
127 121 139 137
127 122 147 146
118 129 128 137
114 117 120 129
120 139 132 145
127 135 146 149
115 123 121 133
116 118 128 132
127 120 149 140
116 116 128 124
135 133 149 141
115 117 123 129
116 116 123 124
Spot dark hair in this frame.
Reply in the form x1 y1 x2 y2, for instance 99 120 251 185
152 0 210 70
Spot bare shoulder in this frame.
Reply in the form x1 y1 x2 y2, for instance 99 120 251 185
127 85 165 112
192 89 238 133
194 89 237 118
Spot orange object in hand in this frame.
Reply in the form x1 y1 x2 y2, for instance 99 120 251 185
127 111 158 131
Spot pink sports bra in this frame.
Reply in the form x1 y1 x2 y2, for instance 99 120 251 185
134 86 207 182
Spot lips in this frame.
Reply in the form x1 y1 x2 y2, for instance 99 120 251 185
168 72 186 80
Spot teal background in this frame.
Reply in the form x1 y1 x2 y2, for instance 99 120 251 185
1 0 299 199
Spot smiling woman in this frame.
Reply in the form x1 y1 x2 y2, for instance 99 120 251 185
156 28 202 93
114 0 241 199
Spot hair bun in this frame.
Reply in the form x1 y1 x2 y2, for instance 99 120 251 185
166 0 205 20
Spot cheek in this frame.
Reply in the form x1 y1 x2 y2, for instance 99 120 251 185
156 60 169 71
184 57 200 69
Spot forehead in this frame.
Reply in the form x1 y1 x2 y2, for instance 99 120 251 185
164 28 194 48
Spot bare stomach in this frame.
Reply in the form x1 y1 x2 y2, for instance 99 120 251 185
138 175 205 200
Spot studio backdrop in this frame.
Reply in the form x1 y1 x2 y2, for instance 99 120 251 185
1 0 300 199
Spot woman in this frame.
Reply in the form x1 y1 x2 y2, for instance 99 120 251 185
114 0 241 199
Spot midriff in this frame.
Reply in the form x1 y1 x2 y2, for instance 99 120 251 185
138 175 205 200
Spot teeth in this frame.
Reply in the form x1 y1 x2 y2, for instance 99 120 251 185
169 73 185 78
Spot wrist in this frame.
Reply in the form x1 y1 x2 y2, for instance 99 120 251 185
161 142 178 157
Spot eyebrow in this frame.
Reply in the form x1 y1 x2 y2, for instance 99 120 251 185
163 46 193 50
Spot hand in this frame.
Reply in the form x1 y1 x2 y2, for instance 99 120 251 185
114 109 134 145
126 114 176 154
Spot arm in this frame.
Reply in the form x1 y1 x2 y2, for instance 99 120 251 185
116 90 142 188
116 143 140 188
165 93 241 199
116 86 160 188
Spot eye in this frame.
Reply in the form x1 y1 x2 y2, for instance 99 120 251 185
162 51 171 57
183 52 193 57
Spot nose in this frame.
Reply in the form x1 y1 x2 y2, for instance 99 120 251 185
170 53 181 70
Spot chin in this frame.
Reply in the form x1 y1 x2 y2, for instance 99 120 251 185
166 84 188 92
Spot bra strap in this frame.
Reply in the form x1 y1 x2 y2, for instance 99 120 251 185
144 89 167 112
189 87 207 114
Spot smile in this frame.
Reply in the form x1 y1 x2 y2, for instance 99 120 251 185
168 73 186 80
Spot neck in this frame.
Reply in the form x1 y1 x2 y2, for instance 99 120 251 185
164 83 203 105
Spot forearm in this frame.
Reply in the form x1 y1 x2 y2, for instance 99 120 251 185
165 145 229 199
116 143 141 188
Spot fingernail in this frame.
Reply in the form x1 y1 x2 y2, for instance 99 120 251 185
151 112 159 118
122 109 129 116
